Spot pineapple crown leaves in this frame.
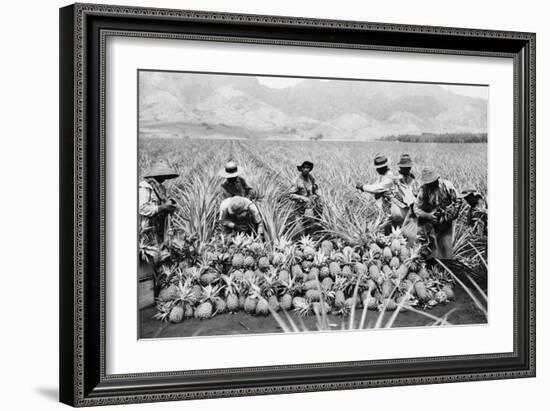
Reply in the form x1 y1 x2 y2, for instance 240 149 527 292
220 274 240 296
152 300 175 322
313 250 328 266
199 284 223 304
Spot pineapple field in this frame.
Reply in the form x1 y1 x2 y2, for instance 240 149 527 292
139 137 488 338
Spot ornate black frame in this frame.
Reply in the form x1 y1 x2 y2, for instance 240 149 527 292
59 3 536 407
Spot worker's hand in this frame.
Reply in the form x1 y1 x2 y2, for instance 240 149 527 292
355 182 364 191
427 212 439 224
223 221 236 229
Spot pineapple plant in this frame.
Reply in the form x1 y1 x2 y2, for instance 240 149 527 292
299 235 316 260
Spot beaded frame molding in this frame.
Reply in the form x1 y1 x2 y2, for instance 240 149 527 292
59 3 536 407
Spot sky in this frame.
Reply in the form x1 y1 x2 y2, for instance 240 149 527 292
257 76 488 100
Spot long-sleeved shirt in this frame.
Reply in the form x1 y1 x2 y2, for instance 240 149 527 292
395 173 420 207
221 177 254 199
219 197 262 226
361 170 400 212
139 178 169 245
414 179 461 223
289 174 317 200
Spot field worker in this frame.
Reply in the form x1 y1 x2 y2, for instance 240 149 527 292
460 187 488 236
396 153 420 197
289 161 322 236
219 160 256 200
139 158 179 246
138 159 179 299
355 153 405 234
413 167 462 262
394 154 421 242
219 196 264 237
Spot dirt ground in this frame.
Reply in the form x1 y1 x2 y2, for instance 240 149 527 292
139 285 487 339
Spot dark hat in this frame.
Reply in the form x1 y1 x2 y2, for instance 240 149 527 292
373 153 388 169
460 187 482 199
144 159 179 179
397 154 413 167
219 161 241 178
297 161 314 171
419 167 440 185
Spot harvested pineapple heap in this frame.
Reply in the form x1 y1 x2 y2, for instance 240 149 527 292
154 232 456 324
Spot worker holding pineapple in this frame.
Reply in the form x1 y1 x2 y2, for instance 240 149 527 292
218 196 265 238
460 187 488 236
355 153 407 234
219 160 257 200
414 166 462 262
289 160 322 236
138 159 179 297
139 158 179 247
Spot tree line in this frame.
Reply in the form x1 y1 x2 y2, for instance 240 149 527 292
379 132 487 143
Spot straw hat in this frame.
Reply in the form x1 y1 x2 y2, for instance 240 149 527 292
373 153 388 169
219 161 241 178
227 196 250 214
397 154 413 167
460 187 482 199
144 159 178 179
297 161 314 171
419 167 440 185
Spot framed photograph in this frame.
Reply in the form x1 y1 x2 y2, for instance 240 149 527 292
59 3 536 407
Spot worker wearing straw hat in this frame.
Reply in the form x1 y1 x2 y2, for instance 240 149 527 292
414 166 462 261
218 196 264 237
460 187 487 236
139 159 179 246
289 160 322 236
219 160 257 200
138 158 179 299
355 153 404 234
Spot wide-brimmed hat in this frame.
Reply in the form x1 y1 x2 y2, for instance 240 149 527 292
397 154 413 167
373 153 388 169
297 161 314 171
219 161 241 178
227 196 250 214
460 187 482 199
419 167 440 185
144 159 178 179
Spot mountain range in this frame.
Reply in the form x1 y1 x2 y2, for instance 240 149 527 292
139 72 487 141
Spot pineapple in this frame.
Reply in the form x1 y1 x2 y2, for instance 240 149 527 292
244 255 256 268
292 297 311 317
341 265 353 278
169 305 184 323
329 261 341 277
214 297 227 314
400 246 410 260
301 260 313 272
291 264 304 280
355 262 367 276
278 269 290 283
195 301 213 320
308 266 320 279
319 266 331 279
244 296 258 313
395 264 408 280
183 305 194 318
158 284 179 302
226 293 239 312
255 298 270 316
383 247 393 261
442 284 455 300
379 298 398 311
258 256 270 270
419 266 430 281
321 240 334 254
390 239 402 255
334 290 346 308
299 235 316 260
232 270 245 282
200 271 219 286
389 256 400 269
268 295 280 312
414 281 430 302
232 253 245 268
321 277 334 291
305 289 321 301
382 265 392 276
435 290 448 303
238 295 246 310
369 264 381 279
280 294 292 310
312 301 330 315
271 252 284 266
369 243 381 257
305 279 320 290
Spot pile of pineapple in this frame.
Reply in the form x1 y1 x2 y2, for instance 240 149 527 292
153 231 456 324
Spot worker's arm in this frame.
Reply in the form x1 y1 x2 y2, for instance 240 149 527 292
138 185 159 217
360 175 394 195
413 189 438 223
289 179 309 202
441 181 462 222
249 204 264 236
